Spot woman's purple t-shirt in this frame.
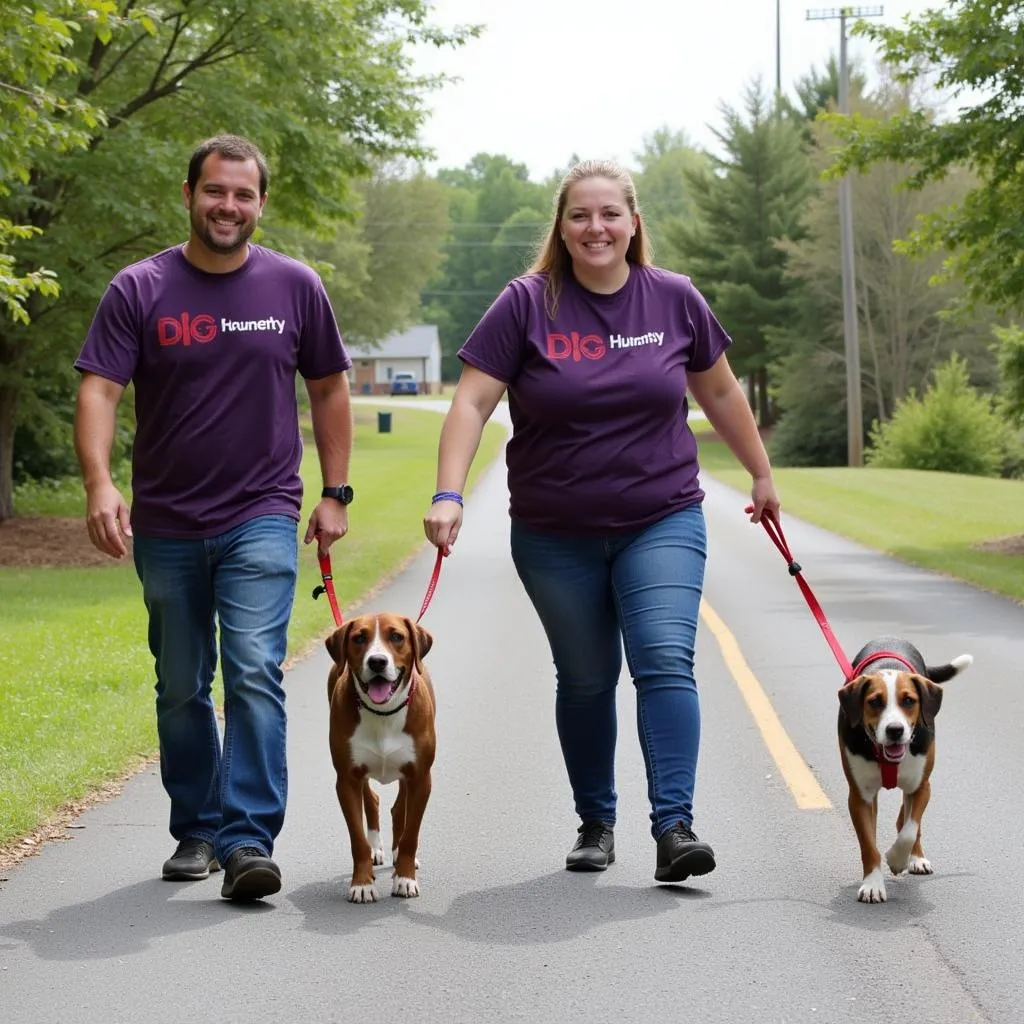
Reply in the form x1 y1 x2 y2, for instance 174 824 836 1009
459 265 731 534
75 244 351 538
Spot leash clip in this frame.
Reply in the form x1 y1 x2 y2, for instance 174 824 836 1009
787 560 802 576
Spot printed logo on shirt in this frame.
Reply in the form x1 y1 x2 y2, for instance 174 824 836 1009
157 312 287 347
546 329 664 361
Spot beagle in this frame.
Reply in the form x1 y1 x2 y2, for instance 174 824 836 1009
326 613 436 903
837 635 972 904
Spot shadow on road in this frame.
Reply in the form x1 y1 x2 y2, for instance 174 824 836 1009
289 869 711 944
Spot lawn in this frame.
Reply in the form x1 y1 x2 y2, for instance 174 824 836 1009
694 425 1024 602
0 405 506 848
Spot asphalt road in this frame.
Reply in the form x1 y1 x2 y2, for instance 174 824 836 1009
2 399 1022 1024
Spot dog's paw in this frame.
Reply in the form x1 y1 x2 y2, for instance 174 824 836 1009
347 883 380 904
392 874 420 898
907 855 934 875
857 869 887 903
885 844 910 876
368 831 386 866
392 848 420 869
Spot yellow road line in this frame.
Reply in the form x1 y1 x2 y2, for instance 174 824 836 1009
700 599 832 810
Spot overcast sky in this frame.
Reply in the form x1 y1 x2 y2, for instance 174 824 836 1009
412 0 941 179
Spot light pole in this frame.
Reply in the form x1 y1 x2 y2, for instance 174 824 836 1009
806 6 882 468
776 0 782 96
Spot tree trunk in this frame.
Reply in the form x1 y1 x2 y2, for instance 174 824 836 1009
756 366 772 428
0 384 16 522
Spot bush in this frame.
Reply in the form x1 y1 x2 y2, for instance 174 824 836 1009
866 355 1009 476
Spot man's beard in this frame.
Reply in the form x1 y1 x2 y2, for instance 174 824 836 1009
190 209 255 255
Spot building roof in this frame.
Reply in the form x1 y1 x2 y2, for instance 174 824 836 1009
346 324 439 360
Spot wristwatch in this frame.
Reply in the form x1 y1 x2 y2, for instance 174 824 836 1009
321 484 354 505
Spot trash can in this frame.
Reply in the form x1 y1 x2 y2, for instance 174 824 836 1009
377 411 392 434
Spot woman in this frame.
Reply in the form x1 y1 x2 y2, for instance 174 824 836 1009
423 159 780 883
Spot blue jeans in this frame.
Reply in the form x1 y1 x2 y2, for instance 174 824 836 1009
510 505 707 840
133 514 298 864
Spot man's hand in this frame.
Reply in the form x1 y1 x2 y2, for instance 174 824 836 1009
85 482 132 559
304 499 349 556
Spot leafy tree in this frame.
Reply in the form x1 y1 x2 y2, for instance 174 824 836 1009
0 0 475 519
993 324 1024 427
866 354 1009 476
771 82 999 466
662 79 813 425
832 1 1024 312
630 128 710 258
423 154 549 378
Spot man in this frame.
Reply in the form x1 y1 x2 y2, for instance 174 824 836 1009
74 134 354 902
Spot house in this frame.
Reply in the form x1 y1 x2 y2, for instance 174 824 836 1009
345 324 443 395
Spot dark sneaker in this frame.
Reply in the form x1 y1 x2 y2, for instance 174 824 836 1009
162 838 220 881
655 822 716 883
565 820 615 872
220 847 282 901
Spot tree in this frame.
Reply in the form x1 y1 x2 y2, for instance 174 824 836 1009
423 154 549 378
296 162 450 347
832 1 1024 312
630 128 710 259
770 82 999 466
661 80 813 425
0 0 475 519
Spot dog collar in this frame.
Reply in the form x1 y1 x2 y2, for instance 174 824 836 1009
356 674 417 717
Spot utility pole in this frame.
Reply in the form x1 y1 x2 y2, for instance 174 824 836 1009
776 0 782 96
806 6 882 468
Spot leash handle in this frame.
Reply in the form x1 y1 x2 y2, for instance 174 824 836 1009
748 506 855 680
313 548 344 627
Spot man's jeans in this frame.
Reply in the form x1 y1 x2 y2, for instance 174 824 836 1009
133 514 298 864
510 505 707 839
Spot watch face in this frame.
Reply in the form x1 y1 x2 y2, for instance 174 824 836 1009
324 485 353 504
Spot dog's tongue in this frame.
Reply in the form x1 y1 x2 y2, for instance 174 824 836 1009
883 743 908 762
368 679 393 705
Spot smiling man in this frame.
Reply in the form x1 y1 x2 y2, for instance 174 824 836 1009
73 134 354 903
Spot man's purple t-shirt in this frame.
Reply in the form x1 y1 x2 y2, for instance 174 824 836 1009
459 265 731 533
75 244 351 538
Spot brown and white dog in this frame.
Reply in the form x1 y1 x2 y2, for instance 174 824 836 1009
325 613 436 903
838 635 972 904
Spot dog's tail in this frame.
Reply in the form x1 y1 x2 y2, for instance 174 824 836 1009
926 653 973 683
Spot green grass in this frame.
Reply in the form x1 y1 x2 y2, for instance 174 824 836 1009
696 431 1024 602
0 405 506 846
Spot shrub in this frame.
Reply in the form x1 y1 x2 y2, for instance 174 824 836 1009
866 355 1008 476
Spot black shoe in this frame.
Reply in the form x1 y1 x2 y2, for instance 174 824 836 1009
162 838 220 881
220 847 282 901
565 820 615 872
655 822 716 883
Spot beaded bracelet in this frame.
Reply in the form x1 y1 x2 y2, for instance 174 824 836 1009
431 490 464 506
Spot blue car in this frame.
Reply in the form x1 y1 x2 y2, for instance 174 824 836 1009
390 372 419 395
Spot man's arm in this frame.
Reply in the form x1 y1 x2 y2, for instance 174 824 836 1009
74 371 131 558
304 371 353 554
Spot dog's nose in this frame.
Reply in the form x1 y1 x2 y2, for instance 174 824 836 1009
885 723 905 742
367 655 388 674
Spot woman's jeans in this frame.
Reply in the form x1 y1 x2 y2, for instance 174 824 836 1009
133 514 298 864
510 505 707 840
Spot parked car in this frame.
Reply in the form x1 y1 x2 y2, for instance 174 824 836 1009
390 372 419 395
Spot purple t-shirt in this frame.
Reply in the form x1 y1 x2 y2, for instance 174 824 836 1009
75 244 351 538
459 265 730 533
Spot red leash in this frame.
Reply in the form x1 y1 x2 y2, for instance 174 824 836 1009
749 506 903 788
748 506 855 679
313 546 448 628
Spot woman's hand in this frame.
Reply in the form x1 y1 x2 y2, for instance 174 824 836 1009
424 498 462 553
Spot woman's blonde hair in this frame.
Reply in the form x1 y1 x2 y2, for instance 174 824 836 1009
527 159 652 318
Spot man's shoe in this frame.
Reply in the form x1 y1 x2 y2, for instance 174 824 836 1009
220 847 282 901
565 820 615 872
162 838 220 881
655 822 716 883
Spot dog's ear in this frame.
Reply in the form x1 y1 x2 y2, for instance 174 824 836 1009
838 676 869 728
324 622 352 665
404 617 433 673
912 674 943 728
